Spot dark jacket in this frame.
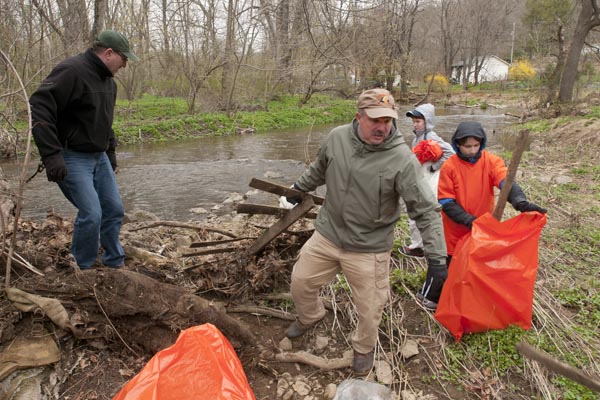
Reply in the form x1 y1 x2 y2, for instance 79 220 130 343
30 49 117 159
296 120 447 263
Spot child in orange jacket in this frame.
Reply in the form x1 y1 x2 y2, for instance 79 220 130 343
438 122 546 263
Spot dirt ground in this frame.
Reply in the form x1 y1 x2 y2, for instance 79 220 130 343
1 93 599 399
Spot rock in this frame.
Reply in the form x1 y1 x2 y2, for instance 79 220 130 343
401 339 419 359
292 379 311 396
190 207 208 214
400 390 416 400
374 359 393 384
279 337 293 351
314 335 329 352
324 383 337 399
277 378 290 397
223 193 244 204
264 171 284 179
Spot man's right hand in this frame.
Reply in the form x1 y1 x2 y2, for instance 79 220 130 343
43 153 68 182
286 183 304 205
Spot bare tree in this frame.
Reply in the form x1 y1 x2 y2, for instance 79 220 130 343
558 0 600 102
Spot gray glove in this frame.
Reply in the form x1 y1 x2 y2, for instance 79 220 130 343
43 153 68 182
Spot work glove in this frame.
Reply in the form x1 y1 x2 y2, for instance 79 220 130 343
43 153 68 182
420 259 448 304
285 183 305 205
107 151 118 171
515 201 547 214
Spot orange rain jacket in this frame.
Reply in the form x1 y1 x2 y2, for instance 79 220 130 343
438 127 507 255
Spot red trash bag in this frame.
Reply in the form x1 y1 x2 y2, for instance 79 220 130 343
434 211 547 341
413 139 443 164
113 324 255 400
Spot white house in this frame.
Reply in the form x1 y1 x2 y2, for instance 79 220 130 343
450 55 510 84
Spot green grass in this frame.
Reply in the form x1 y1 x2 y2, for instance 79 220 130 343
113 94 356 145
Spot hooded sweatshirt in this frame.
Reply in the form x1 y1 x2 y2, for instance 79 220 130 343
437 121 507 254
296 119 447 263
409 103 454 171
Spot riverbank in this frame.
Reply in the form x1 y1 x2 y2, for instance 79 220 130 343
112 89 539 146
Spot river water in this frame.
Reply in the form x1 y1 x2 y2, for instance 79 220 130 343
2 106 515 221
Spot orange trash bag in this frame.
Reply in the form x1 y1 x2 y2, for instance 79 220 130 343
113 324 255 400
434 211 547 341
413 139 443 164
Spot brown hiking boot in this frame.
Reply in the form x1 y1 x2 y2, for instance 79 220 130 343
286 320 318 339
352 350 374 376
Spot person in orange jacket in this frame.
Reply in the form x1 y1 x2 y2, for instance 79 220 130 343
438 121 547 264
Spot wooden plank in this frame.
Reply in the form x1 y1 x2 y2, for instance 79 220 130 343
189 237 255 248
246 196 315 255
492 129 529 221
248 178 324 205
236 203 318 219
180 247 237 257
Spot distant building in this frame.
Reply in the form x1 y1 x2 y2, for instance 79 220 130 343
450 55 510 84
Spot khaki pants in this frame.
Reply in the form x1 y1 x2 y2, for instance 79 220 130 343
290 231 391 354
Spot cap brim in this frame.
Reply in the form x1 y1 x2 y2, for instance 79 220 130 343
364 108 398 119
123 51 139 62
406 110 424 118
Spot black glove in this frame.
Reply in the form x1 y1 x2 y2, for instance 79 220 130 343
420 259 448 304
107 151 117 171
43 153 68 182
286 183 304 205
442 201 476 229
515 201 547 214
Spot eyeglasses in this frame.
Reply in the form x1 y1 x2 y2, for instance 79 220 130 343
113 50 128 63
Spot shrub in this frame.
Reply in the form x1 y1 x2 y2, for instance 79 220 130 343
423 73 449 92
509 60 536 81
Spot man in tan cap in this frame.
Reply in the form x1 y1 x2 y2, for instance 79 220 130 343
284 88 448 376
29 29 138 271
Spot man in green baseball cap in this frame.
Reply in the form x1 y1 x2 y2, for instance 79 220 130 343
28 29 139 271
94 29 139 62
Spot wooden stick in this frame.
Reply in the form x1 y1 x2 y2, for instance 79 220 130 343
180 248 237 257
236 203 318 219
492 129 529 221
274 351 352 370
246 196 315 255
226 305 296 321
189 237 255 248
517 341 600 392
248 178 324 205
128 221 237 238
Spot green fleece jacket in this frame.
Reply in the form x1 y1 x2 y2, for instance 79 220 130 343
296 120 446 263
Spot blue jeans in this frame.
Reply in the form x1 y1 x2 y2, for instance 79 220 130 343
58 151 125 269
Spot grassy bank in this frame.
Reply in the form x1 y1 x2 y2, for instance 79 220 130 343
113 94 357 145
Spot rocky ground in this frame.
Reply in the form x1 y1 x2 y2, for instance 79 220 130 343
1 93 599 399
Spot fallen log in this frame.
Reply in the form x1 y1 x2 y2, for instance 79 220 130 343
14 269 257 354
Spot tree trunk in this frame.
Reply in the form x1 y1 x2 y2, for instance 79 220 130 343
558 0 600 103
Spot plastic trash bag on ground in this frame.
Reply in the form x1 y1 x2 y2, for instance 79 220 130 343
435 211 547 341
113 324 255 400
332 378 392 400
